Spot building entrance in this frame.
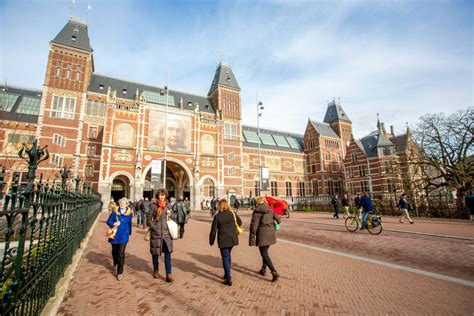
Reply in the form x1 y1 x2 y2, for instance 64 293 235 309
144 160 190 200
111 176 129 202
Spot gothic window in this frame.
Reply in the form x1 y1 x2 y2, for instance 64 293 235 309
85 164 94 177
271 181 278 196
89 126 97 139
87 144 96 157
66 64 72 79
286 181 292 197
55 61 62 78
76 65 81 81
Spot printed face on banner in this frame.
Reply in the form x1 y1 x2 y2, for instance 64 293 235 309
148 111 191 153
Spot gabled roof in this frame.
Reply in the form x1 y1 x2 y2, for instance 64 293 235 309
88 74 215 113
51 18 92 52
375 132 394 148
391 133 409 151
310 120 339 138
242 125 304 153
0 86 41 123
357 135 378 158
323 100 350 123
208 62 240 95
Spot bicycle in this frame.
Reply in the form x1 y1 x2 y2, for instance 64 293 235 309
344 211 383 235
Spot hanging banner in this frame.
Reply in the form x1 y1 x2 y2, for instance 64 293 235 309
261 167 269 191
151 159 163 188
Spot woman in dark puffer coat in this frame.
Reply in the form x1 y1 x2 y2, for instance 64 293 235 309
148 189 175 282
249 196 281 282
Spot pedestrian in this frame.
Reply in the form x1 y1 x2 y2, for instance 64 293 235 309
147 189 175 282
398 193 414 224
108 199 116 212
465 191 474 221
106 197 132 281
136 199 145 228
331 194 340 219
234 198 241 211
210 197 217 217
360 192 373 230
249 196 281 282
209 199 243 286
173 195 191 238
354 193 362 220
342 193 350 218
141 197 151 228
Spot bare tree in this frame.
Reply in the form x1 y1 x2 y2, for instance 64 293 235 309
411 107 473 213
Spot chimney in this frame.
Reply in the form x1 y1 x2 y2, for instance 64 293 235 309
390 125 394 135
381 122 386 134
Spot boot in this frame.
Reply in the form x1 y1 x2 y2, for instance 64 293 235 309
258 267 267 276
271 271 279 282
166 274 174 283
153 271 160 279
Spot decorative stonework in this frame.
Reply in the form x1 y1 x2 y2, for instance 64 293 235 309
113 149 133 162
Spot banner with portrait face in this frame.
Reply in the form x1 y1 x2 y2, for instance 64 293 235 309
148 111 191 153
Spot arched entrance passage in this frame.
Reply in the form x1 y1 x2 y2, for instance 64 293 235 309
144 160 192 201
201 178 216 200
111 175 130 202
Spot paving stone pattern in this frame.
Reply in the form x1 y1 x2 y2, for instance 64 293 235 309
57 211 474 315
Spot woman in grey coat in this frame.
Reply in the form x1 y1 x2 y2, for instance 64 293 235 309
148 189 175 282
249 196 281 282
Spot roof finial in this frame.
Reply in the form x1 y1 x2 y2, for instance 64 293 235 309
377 113 381 131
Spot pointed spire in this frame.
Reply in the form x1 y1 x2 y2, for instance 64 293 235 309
376 113 381 131
51 19 92 52
323 98 351 123
208 62 240 96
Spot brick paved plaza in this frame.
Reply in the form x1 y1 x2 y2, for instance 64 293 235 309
55 210 474 315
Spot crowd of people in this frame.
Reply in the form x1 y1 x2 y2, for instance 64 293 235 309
106 191 281 286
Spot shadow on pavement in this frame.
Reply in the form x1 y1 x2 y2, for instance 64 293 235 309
173 257 222 283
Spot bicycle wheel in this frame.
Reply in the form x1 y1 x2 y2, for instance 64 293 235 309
345 216 359 232
367 217 383 235
284 210 290 218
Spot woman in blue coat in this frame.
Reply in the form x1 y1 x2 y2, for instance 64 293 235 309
107 197 133 280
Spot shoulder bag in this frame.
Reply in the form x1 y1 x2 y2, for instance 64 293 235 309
106 214 119 239
167 215 179 240
232 211 244 235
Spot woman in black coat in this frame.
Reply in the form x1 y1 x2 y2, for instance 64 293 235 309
147 189 175 282
209 199 242 286
249 196 281 282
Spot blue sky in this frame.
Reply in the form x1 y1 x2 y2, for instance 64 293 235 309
1 0 472 138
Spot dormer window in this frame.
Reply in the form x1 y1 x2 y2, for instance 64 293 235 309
71 35 77 42
99 84 104 90
122 89 127 95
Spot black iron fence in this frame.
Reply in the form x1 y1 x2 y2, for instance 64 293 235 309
0 141 102 315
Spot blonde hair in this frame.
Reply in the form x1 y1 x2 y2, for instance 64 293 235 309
217 199 230 212
255 196 267 205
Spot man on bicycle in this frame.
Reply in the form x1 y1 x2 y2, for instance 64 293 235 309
360 191 373 230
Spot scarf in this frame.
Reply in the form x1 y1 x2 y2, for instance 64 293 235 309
155 200 167 219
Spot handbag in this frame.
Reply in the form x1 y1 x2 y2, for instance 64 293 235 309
106 214 119 239
167 216 179 240
144 228 151 241
231 211 244 235
274 221 280 232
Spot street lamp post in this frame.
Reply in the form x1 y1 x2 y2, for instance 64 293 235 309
257 101 264 195
160 86 169 192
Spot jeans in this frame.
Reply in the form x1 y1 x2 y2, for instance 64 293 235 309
179 223 185 238
112 243 127 274
137 211 145 226
361 211 369 229
152 240 172 274
259 245 276 272
220 247 233 281
333 205 340 218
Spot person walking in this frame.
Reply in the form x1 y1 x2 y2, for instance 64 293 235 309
209 199 243 286
234 198 241 211
148 189 175 282
398 193 414 224
249 196 281 282
354 193 362 220
342 193 351 218
136 199 145 228
331 195 340 219
106 197 132 281
210 197 218 217
173 195 191 238
360 192 373 230
466 191 474 221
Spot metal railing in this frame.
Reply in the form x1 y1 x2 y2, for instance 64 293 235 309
0 140 102 315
